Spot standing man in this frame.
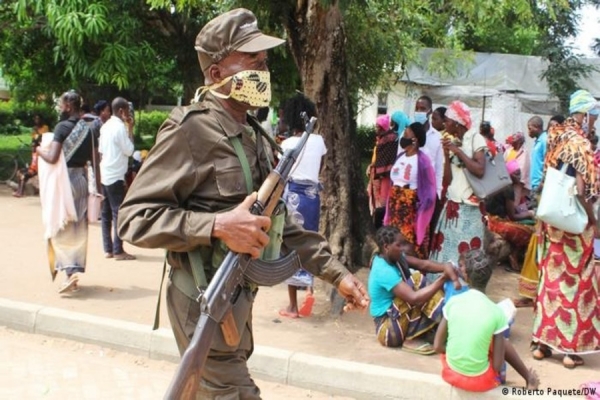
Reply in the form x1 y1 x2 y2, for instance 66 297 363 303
117 8 369 399
527 116 546 194
99 97 136 261
414 95 444 199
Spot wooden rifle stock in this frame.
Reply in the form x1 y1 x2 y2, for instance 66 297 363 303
164 113 317 400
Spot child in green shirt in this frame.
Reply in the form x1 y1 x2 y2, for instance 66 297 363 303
433 249 539 391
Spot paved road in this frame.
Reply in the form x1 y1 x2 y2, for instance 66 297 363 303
0 327 352 400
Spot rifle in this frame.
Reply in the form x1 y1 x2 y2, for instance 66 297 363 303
164 112 317 400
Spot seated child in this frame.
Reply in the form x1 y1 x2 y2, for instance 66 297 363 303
433 249 539 392
368 226 459 355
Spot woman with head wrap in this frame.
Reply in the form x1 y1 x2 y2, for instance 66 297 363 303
503 131 531 205
429 101 488 274
483 160 535 273
531 89 600 369
367 114 399 228
384 122 436 258
391 110 411 139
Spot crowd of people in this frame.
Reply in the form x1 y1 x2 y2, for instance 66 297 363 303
366 91 600 391
22 93 144 293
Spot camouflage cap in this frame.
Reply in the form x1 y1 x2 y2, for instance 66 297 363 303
195 8 284 71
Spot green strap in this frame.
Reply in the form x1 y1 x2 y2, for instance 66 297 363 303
152 252 169 330
258 128 282 155
188 247 208 290
153 248 209 329
229 135 253 194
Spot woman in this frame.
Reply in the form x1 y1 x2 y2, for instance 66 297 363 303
13 114 49 198
430 101 487 271
36 91 97 294
484 160 535 273
367 114 398 228
391 110 411 150
368 226 458 354
278 94 327 318
504 132 531 204
532 89 600 368
385 122 436 258
431 107 447 135
479 121 503 157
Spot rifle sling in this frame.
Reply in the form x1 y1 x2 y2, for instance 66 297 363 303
228 135 254 194
153 252 169 330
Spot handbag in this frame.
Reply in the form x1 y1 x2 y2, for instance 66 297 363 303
463 134 511 199
88 191 104 222
87 129 104 223
536 163 588 234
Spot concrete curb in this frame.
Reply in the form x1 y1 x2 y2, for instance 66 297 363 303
0 298 569 399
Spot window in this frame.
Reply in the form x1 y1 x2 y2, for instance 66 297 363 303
377 92 388 115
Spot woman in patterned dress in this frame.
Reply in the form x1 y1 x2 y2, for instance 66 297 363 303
429 101 487 274
531 90 600 368
385 122 436 258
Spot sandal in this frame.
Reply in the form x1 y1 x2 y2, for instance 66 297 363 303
278 309 299 319
114 252 136 261
563 355 584 369
105 252 113 259
532 344 552 360
402 340 436 356
58 275 79 294
298 293 315 317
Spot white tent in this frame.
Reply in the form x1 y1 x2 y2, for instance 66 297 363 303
357 49 600 145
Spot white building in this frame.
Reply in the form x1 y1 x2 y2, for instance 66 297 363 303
357 49 600 144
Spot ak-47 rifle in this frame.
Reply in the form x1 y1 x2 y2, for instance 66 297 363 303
164 112 317 400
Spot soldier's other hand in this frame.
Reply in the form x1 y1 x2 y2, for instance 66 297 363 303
213 192 271 259
338 274 370 312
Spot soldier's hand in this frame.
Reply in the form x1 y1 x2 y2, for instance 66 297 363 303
212 192 271 259
338 274 370 312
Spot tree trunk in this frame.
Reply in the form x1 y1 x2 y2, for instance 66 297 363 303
284 1 374 275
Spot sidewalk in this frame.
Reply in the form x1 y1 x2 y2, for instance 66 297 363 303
0 186 596 399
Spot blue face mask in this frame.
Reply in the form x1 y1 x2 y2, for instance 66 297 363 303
414 111 429 125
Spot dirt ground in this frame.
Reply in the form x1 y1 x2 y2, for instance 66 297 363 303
0 185 598 391
0 327 351 399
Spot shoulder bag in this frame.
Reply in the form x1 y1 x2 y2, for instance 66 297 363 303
463 134 511 200
87 128 104 223
536 163 587 234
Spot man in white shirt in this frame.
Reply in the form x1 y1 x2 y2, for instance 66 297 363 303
414 95 444 199
99 97 136 261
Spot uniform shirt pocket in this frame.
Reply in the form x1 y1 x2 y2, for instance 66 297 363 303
214 158 248 197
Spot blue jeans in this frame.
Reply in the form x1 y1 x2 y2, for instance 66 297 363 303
101 180 126 255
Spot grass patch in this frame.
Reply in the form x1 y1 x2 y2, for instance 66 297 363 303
0 133 31 158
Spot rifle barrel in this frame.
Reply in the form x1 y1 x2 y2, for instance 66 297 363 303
164 314 218 400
